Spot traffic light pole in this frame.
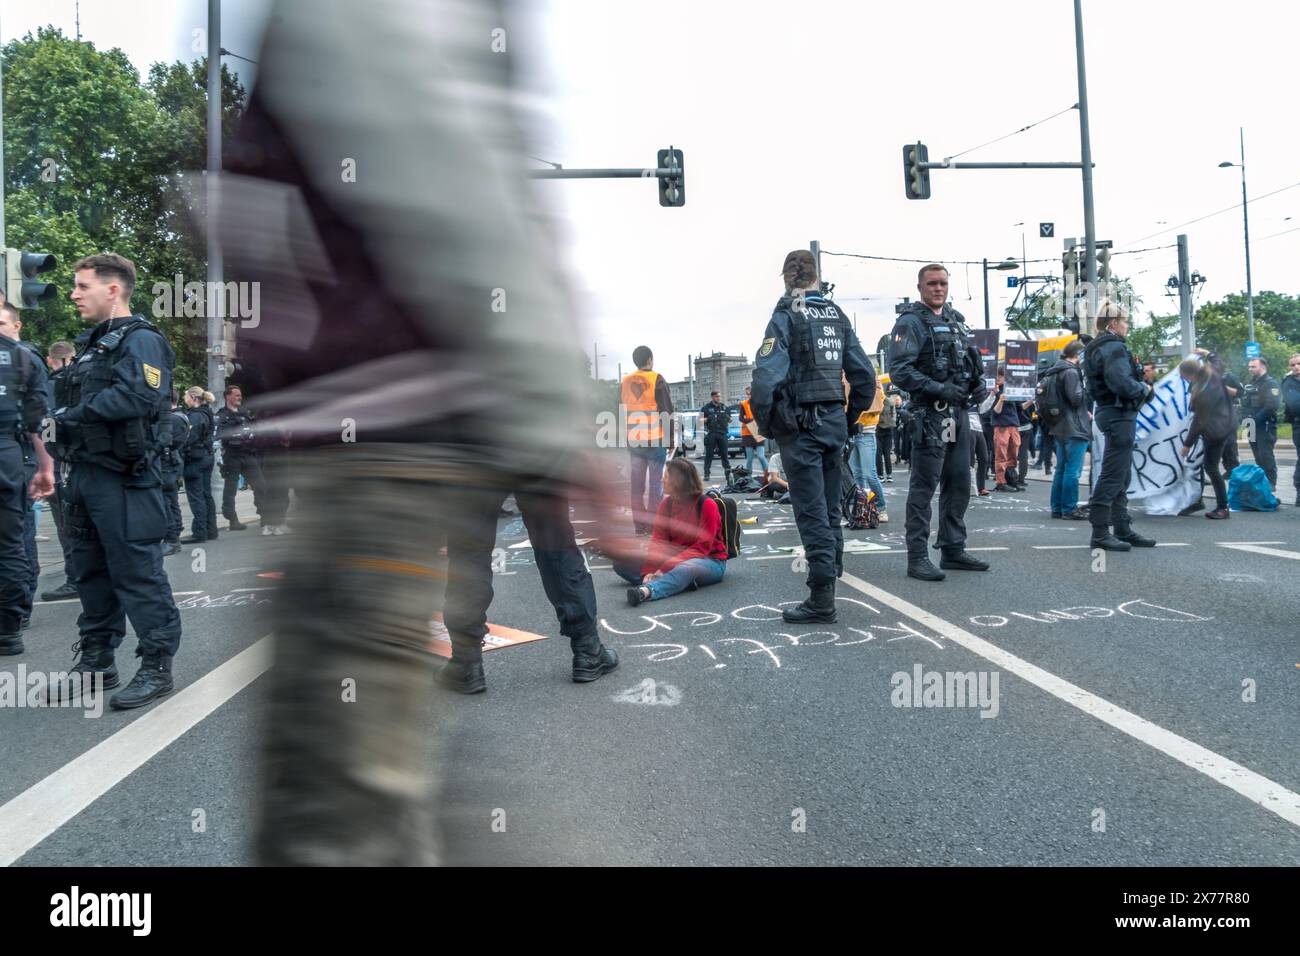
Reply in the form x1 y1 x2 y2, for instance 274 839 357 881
528 167 681 179
207 0 226 396
1177 233 1194 354
1074 0 1098 335
0 7 6 249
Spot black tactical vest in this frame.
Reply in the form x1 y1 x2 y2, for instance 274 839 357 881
1083 332 1138 408
0 337 29 432
184 406 215 460
58 317 171 470
915 309 971 385
786 294 850 405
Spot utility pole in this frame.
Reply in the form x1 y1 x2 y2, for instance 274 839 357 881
1 6 6 250
1238 127 1255 343
1176 234 1194 354
809 239 822 286
688 354 695 408
1073 0 1098 334
207 0 226 394
592 342 598 380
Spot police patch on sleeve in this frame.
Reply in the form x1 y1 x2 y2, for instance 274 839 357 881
143 363 161 389
759 337 776 357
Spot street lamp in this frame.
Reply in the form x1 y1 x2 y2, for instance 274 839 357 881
1219 127 1254 343
982 257 1020 329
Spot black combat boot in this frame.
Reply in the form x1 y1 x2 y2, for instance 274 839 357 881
1114 523 1156 548
66 640 120 692
939 551 990 571
0 633 24 656
782 581 837 624
109 653 174 710
1089 523 1131 551
438 656 487 694
572 632 619 683
906 558 946 582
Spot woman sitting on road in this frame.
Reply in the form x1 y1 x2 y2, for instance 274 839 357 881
617 458 728 606
1178 357 1236 519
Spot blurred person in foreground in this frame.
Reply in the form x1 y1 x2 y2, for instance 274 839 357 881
221 0 591 864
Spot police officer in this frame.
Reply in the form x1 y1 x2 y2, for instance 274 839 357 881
700 390 731 483
1241 356 1281 488
180 386 219 542
52 253 183 709
887 264 990 581
751 249 875 623
158 392 191 555
215 385 264 530
0 302 55 655
1082 299 1156 552
40 341 81 602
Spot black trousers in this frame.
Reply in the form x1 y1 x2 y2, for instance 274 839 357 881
1089 406 1136 532
444 487 598 660
1248 425 1277 487
904 405 972 561
876 427 893 477
182 455 219 539
969 420 989 493
776 404 848 585
63 461 183 658
260 447 292 526
0 438 30 634
222 452 265 521
1200 434 1230 512
702 433 730 479
161 464 183 543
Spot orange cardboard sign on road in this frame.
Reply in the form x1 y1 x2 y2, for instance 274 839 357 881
429 615 549 658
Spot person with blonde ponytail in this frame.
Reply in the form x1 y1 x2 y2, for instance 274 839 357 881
179 386 220 541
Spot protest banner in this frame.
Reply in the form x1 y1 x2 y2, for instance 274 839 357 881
1003 339 1038 400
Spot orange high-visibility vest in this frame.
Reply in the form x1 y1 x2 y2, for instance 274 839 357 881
621 369 663 444
740 399 754 422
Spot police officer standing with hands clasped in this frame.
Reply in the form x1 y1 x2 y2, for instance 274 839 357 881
1082 299 1156 552
888 264 990 582
51 253 184 708
750 249 875 623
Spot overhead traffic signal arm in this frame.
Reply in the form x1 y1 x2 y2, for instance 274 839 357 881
902 142 1092 200
2 249 59 309
527 146 685 207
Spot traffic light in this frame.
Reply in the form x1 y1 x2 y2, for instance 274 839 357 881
1097 245 1111 283
3 249 59 309
657 147 684 207
903 143 931 200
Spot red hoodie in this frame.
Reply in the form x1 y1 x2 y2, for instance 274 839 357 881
641 495 728 577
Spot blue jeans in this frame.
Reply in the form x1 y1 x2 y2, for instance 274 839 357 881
629 447 666 530
744 444 768 475
847 430 886 512
1051 437 1088 514
615 556 726 600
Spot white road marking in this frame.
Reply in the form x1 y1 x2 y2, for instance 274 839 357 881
1216 543 1300 561
1033 545 1089 550
838 571 1300 830
230 587 275 593
742 529 769 535
0 638 272 867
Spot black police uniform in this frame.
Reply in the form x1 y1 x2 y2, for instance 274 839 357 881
182 403 219 541
1082 330 1154 549
1220 370 1244 473
1241 371 1281 487
0 333 50 653
215 405 265 526
40 361 80 600
751 290 875 621
15 341 47 612
53 314 183 708
700 399 731 481
887 301 989 579
158 406 191 550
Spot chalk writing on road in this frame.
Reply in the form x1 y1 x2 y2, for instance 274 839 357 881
968 600 1213 628
612 678 682 706
176 591 272 610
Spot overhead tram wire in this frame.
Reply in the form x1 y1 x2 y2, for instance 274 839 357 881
941 104 1078 163
820 244 1174 269
1124 180 1300 246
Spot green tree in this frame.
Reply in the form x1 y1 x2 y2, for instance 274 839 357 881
1215 290 1300 347
1193 303 1291 381
2 28 246 388
1125 312 1180 364
1005 276 1141 332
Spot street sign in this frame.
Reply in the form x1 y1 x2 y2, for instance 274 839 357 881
1245 341 1261 360
1040 222 1054 238
1007 276 1019 288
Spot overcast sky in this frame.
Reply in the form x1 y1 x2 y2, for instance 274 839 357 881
6 1 1297 385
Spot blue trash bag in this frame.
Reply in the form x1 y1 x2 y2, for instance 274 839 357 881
1227 464 1279 512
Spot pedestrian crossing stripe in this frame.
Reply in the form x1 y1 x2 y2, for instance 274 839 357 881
429 615 549 658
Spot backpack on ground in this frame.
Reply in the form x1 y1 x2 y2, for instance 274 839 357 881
844 484 880 530
1227 464 1279 512
700 489 741 558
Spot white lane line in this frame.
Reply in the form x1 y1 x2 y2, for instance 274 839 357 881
1218 541 1286 545
0 638 272 867
1033 545 1089 550
230 587 275 593
838 571 1300 830
1217 543 1300 561
1154 542 1190 548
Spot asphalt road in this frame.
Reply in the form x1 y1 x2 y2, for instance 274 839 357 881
3 462 1298 867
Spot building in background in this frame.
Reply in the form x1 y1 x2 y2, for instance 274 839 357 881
670 352 753 408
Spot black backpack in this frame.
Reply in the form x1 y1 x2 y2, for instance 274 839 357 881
698 489 740 559
1035 366 1071 431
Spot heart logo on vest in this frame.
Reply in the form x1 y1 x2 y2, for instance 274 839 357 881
628 380 648 399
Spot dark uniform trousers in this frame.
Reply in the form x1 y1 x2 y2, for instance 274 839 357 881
0 437 32 634
702 432 729 480
161 460 184 542
778 403 848 585
1248 426 1277 487
222 452 265 521
182 455 219 539
1089 406 1136 532
444 486 598 659
905 404 972 561
63 461 183 657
